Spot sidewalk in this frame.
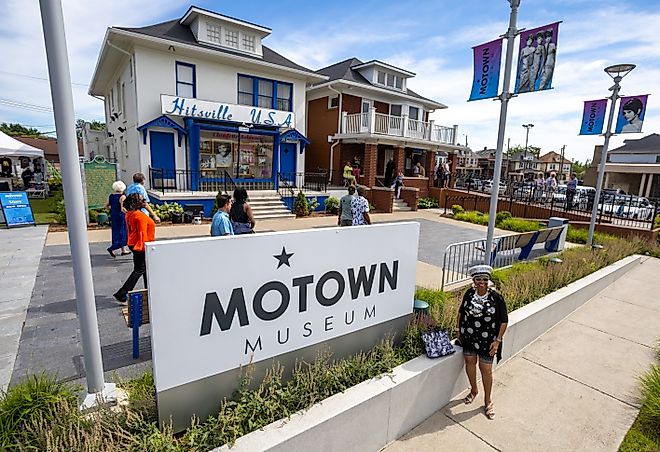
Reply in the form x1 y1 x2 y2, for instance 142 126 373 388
384 256 660 452
0 226 48 392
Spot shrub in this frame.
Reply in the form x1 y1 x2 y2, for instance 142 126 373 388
417 197 439 209
151 202 184 221
497 217 541 232
495 210 512 224
293 191 309 217
654 214 660 230
454 210 489 226
324 196 339 213
307 197 319 212
639 364 660 438
451 204 465 215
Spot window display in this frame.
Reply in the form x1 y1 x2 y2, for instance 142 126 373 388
199 130 273 179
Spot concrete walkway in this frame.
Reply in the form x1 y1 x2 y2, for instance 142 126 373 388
0 226 48 392
384 256 660 452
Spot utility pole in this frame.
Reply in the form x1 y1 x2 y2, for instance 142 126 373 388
484 0 520 265
39 0 116 408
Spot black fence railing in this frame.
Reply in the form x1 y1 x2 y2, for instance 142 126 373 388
149 167 236 195
449 175 660 231
277 171 328 196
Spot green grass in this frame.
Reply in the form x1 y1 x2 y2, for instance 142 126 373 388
28 189 62 225
619 360 660 451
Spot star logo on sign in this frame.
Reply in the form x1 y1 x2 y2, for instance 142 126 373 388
273 246 294 269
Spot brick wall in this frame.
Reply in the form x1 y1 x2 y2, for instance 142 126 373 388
394 146 405 175
374 101 389 114
306 97 339 171
343 94 362 114
401 177 429 198
368 187 394 213
363 143 377 188
401 187 419 211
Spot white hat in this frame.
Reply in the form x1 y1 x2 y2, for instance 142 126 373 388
468 265 493 278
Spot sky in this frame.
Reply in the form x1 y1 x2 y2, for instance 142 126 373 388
1 0 659 163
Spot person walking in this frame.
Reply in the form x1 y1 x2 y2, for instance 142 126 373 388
338 185 355 226
456 265 508 420
229 187 256 234
351 185 371 226
104 180 130 257
211 194 234 236
126 172 160 223
566 173 578 210
113 193 155 302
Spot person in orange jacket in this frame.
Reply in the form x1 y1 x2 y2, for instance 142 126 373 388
113 193 155 302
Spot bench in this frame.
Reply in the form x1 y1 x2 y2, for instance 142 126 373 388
121 289 149 358
480 226 566 264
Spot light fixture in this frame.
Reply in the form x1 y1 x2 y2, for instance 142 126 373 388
604 64 636 80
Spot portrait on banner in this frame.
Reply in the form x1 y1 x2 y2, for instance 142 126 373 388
615 95 649 134
515 22 561 94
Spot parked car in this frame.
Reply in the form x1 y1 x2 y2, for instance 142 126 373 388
483 180 507 194
598 195 655 220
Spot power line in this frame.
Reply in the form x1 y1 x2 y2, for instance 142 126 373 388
0 98 53 113
0 70 89 87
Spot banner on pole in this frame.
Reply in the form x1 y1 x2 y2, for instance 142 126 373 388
579 99 608 135
468 39 502 101
514 22 561 94
615 94 649 134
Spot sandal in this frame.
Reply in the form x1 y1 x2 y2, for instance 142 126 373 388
485 402 495 420
463 391 478 405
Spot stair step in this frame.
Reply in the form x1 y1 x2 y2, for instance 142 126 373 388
257 213 296 220
393 206 412 211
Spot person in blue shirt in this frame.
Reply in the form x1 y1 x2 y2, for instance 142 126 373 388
211 194 234 236
126 172 160 222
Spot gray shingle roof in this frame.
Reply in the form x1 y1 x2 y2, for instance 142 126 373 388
609 133 660 154
314 58 443 106
115 19 318 76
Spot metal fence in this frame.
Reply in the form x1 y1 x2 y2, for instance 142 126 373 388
440 226 565 290
276 171 328 199
451 175 660 230
149 167 237 195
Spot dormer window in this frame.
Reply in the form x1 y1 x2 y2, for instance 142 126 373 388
377 71 386 84
207 23 221 44
225 29 239 48
242 34 255 51
386 73 395 87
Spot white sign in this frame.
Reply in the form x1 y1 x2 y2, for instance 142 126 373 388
160 94 295 128
146 223 419 393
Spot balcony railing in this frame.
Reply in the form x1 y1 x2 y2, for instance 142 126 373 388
340 109 457 145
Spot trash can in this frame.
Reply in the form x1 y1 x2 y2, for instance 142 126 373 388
413 299 429 315
546 217 569 252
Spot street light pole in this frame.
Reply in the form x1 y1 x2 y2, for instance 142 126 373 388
484 0 520 265
38 0 115 407
587 64 636 247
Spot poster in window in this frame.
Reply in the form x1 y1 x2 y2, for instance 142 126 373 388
200 154 215 170
214 141 233 167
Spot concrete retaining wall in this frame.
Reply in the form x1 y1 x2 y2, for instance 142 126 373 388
214 254 642 452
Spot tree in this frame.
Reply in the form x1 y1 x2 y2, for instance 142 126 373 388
0 122 42 137
571 160 591 179
507 144 541 157
75 119 106 138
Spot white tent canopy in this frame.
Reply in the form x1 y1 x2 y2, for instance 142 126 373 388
0 131 45 158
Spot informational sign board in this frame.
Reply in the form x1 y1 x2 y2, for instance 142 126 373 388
83 156 117 209
146 222 419 431
0 191 35 227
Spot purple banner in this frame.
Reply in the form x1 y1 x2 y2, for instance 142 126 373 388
579 99 607 135
615 94 649 134
514 22 561 94
468 39 502 101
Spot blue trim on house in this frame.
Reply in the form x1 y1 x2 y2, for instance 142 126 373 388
175 61 196 98
280 129 310 153
137 115 187 146
281 195 329 212
150 197 216 218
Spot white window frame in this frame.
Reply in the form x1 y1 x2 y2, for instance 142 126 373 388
377 71 386 85
225 29 239 48
242 33 255 51
207 23 221 44
389 104 402 116
328 95 339 109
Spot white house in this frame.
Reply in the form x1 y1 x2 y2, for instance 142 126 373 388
89 6 326 214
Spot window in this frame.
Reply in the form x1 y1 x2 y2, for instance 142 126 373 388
176 62 196 98
377 71 386 85
408 106 419 120
129 58 133 79
238 75 254 106
116 80 122 113
109 88 115 111
656 155 660 163
395 77 403 89
237 75 293 111
207 23 221 43
328 95 339 109
121 83 126 116
386 73 395 87
390 104 402 116
257 79 273 108
276 82 291 111
242 34 255 51
225 29 238 48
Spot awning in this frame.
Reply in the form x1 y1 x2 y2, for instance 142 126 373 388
0 131 45 158
137 115 187 146
280 129 310 153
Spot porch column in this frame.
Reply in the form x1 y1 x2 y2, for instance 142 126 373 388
363 143 377 188
646 174 654 198
639 173 647 197
603 172 610 188
394 146 405 174
425 150 435 187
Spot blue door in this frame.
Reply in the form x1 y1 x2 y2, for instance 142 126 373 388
280 143 296 183
149 131 176 189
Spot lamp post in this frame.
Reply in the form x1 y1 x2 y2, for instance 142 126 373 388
484 0 520 265
522 123 534 159
587 63 636 247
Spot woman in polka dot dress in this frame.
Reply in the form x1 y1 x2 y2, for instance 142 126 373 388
456 265 508 420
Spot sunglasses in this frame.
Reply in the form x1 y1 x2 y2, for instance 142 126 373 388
473 277 489 282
